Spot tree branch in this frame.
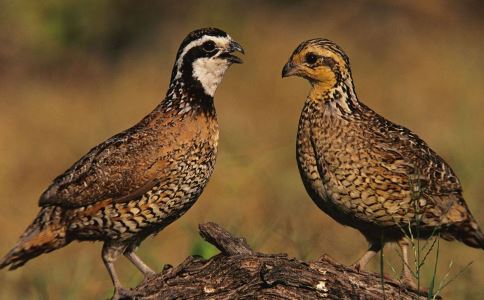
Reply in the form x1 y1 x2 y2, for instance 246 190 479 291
129 222 435 299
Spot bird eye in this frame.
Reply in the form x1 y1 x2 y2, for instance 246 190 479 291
203 41 216 52
305 53 318 64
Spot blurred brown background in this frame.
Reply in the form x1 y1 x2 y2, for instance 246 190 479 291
0 0 483 299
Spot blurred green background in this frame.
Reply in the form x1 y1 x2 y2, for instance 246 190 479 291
0 0 483 299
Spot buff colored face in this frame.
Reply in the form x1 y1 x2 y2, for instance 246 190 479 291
282 43 348 89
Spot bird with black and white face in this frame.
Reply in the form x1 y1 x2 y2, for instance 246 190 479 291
0 28 243 300
170 27 244 98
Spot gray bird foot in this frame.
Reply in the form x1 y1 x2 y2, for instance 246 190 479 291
140 271 157 285
111 287 142 300
350 262 363 273
400 276 429 295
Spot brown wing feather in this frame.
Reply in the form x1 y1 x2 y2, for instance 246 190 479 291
310 105 471 229
362 108 472 227
367 107 463 196
39 113 170 208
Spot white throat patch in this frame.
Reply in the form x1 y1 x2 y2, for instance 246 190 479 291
192 57 230 96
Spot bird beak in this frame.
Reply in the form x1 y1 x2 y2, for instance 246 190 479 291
229 40 245 55
282 61 298 78
223 40 245 64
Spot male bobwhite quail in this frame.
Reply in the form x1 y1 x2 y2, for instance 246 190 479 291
0 27 244 299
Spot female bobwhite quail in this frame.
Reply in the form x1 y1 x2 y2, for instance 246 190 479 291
282 38 483 287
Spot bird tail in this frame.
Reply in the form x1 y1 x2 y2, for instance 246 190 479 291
443 218 484 250
0 207 69 270
458 220 484 249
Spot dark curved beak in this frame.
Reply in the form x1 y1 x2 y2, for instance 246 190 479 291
223 40 245 64
282 61 297 78
229 41 245 55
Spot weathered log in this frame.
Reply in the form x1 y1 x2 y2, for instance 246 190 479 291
130 222 433 299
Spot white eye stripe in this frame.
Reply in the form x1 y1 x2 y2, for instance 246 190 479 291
174 35 231 79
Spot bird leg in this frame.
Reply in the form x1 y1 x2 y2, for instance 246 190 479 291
102 243 137 300
125 251 156 277
352 240 383 272
398 239 418 289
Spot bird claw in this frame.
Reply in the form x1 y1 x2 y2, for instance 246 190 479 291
140 272 157 285
350 262 362 273
400 277 430 295
112 287 142 300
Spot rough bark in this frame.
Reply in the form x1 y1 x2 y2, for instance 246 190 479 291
130 222 435 299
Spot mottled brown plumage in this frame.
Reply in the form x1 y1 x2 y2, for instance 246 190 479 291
0 27 243 299
283 38 483 286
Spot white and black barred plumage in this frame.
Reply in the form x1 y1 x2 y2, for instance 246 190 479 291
0 27 243 299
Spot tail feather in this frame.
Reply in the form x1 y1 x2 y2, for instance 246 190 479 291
443 219 484 249
460 222 484 249
0 207 68 270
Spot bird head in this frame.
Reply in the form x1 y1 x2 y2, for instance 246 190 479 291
282 39 351 90
171 28 244 97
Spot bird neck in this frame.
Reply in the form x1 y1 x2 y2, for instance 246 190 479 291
159 79 216 118
308 74 360 116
